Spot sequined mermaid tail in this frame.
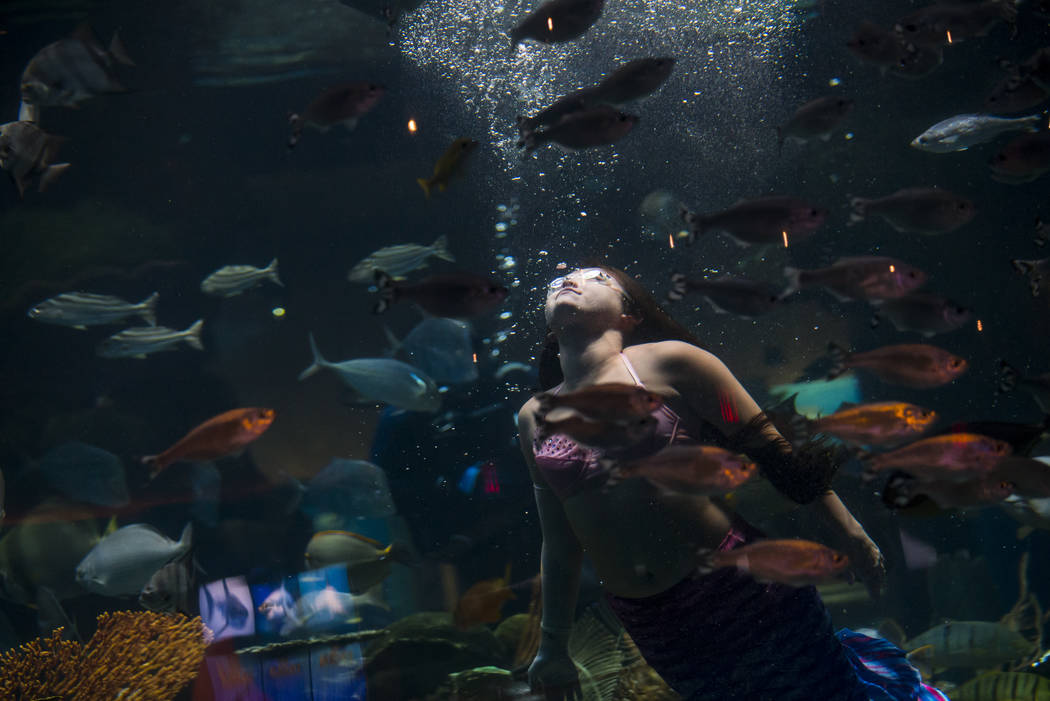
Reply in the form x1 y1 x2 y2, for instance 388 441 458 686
837 629 950 701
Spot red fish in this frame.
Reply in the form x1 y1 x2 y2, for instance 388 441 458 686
535 382 664 422
605 445 757 495
707 539 850 587
143 408 275 478
828 342 967 388
453 564 515 630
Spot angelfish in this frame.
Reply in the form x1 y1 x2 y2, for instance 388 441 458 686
0 121 70 197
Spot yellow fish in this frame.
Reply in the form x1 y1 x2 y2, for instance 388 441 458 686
417 137 478 198
953 671 1050 701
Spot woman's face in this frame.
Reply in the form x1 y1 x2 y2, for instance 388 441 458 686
544 267 631 329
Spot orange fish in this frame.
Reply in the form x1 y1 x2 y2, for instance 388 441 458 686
807 401 937 446
453 564 515 630
536 413 657 450
536 382 665 422
605 445 757 495
707 539 850 587
143 407 275 478
864 432 1011 482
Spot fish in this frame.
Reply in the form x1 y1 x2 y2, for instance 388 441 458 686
603 444 757 495
985 74 1049 115
299 333 442 412
776 96 854 153
0 499 104 603
280 585 378 634
257 583 295 623
386 317 478 384
348 235 455 283
704 539 850 587
0 120 70 197
849 187 976 235
911 113 1042 153
304 531 415 594
802 402 938 447
667 273 780 318
863 433 1012 481
870 292 972 337
589 56 676 105
517 89 601 136
21 23 134 107
893 41 944 79
519 105 637 151
453 564 515 630
535 382 664 422
952 672 1050 701
893 0 1017 47
142 407 275 478
930 418 1050 457
374 271 508 318
299 458 397 526
288 82 385 149
1012 257 1050 297
990 129 1050 184
36 442 128 508
535 413 658 450
845 21 943 79
97 319 204 358
138 554 198 615
828 342 968 388
990 456 1050 498
998 361 1050 413
1002 489 1050 539
883 471 1014 510
28 291 158 329
781 257 927 301
417 138 478 198
680 196 827 247
509 0 604 46
904 620 1035 669
76 522 192 597
200 258 282 297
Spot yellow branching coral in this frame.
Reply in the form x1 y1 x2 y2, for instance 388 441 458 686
0 610 212 701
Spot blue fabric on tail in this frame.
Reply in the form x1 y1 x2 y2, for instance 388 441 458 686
836 628 950 701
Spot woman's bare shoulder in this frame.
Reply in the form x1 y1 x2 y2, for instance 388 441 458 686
625 340 722 368
518 395 542 428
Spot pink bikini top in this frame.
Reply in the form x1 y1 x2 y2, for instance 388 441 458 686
533 353 701 500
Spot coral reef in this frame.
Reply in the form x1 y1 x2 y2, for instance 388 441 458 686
0 611 212 700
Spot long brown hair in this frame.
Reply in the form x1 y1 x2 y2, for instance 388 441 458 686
537 264 702 390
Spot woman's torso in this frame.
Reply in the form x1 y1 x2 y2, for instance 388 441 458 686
532 345 737 598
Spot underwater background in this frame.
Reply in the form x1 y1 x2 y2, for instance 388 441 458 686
1 0 1050 698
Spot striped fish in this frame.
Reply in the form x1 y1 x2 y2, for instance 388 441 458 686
906 620 1034 669
0 120 70 197
28 291 158 329
20 23 134 107
954 671 1050 701
201 258 282 297
347 235 454 283
97 320 204 358
139 555 198 616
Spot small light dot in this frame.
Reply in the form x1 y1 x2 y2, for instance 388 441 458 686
828 77 841 86
272 307 286 318
407 119 418 133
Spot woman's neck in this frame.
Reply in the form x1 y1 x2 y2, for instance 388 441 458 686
556 330 625 390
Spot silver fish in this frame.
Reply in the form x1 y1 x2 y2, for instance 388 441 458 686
28 291 158 329
0 121 70 197
347 235 455 283
201 258 282 297
21 23 134 107
97 319 204 358
520 104 637 151
911 113 1042 153
387 317 478 384
76 523 192 597
139 555 197 615
871 292 972 337
299 333 441 412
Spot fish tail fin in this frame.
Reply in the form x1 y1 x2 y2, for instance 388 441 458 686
287 114 304 150
998 359 1019 394
827 342 849 380
136 291 159 326
373 270 396 314
1022 114 1043 132
848 196 869 225
431 234 456 262
299 333 326 380
780 266 803 300
177 522 194 555
108 30 135 66
417 178 431 198
183 319 204 350
679 204 705 244
266 258 283 287
382 324 401 356
38 162 71 192
667 272 687 301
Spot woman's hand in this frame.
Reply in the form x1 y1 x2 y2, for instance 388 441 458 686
841 532 886 600
529 647 582 701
